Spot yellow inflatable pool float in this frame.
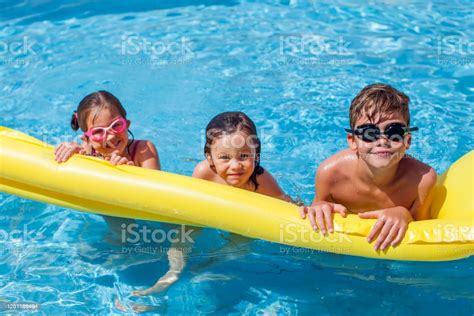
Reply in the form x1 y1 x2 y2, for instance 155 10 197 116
0 126 472 261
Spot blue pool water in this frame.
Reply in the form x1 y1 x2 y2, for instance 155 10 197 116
1 0 473 314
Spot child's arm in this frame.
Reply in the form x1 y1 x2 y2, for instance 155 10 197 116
358 167 437 251
132 226 201 296
410 168 437 220
299 163 347 234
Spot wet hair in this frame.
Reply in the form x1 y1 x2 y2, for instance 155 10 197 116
204 112 264 190
70 90 127 132
349 83 410 128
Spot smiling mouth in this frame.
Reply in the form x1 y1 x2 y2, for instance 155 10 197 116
105 140 121 149
228 173 244 177
372 151 392 157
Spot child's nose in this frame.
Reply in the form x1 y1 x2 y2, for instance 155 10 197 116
230 158 242 169
106 132 117 140
377 135 391 146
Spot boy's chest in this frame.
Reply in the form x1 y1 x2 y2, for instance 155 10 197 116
330 179 417 212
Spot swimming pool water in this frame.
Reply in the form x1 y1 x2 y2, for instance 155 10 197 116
0 0 473 314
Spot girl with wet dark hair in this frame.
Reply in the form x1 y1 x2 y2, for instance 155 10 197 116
194 111 291 200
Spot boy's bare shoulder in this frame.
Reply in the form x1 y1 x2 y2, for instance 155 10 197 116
317 149 357 179
400 156 437 186
192 160 216 180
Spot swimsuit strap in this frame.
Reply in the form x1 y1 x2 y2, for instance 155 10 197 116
129 140 143 162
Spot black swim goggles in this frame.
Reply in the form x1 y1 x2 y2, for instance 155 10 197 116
345 123 418 142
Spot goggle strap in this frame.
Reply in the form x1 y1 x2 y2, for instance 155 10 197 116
344 126 419 135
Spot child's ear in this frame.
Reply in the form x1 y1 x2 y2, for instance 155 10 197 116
347 133 358 151
127 120 131 128
405 133 412 149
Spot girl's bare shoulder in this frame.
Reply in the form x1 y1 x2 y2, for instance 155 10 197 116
192 160 216 180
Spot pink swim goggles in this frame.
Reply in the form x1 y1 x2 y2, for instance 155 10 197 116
84 117 127 142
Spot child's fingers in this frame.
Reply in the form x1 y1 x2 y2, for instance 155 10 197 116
307 208 318 232
118 157 129 165
332 203 348 217
55 145 66 161
109 155 130 165
358 210 381 219
108 151 121 164
111 155 122 165
54 143 64 154
321 204 333 234
380 224 399 250
367 218 384 243
374 221 393 250
57 143 81 162
127 160 134 166
111 155 118 165
391 224 408 247
315 207 327 235
61 148 75 162
57 146 73 162
299 206 307 219
56 143 70 158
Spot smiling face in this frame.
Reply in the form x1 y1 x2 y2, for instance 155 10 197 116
84 106 130 157
347 112 411 169
207 131 257 188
